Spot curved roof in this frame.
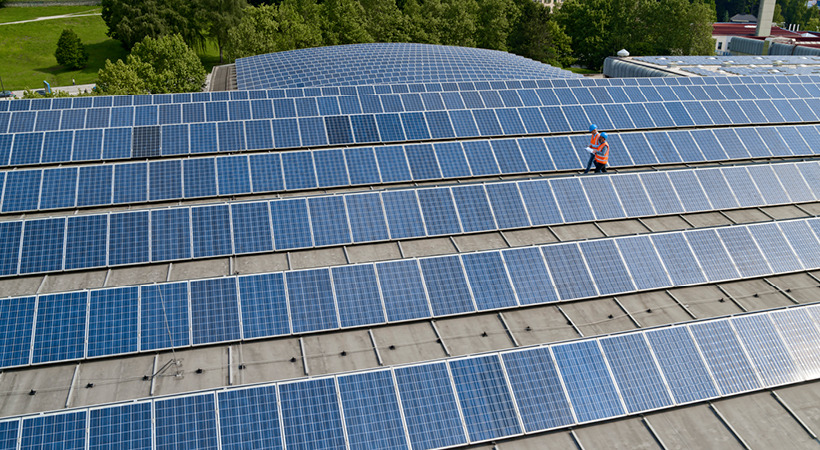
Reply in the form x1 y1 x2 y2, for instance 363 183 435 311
235 43 580 89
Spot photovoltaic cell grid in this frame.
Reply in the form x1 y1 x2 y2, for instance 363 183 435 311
1 160 817 275
4 218 820 369
3 122 819 211
234 43 579 90
4 73 820 114
6 304 820 450
4 93 820 166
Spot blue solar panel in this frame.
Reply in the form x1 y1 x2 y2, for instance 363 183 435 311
732 314 800 386
183 158 217 198
542 243 597 300
3 170 41 213
332 264 384 327
667 171 711 212
32 291 86 363
502 347 574 433
64 214 107 270
337 370 408 450
452 185 496 232
237 273 289 338
550 178 594 223
217 156 252 195
76 165 112 207
420 255 475 316
345 193 389 243
684 229 739 282
140 282 190 350
645 326 718 404
0 221 19 276
552 340 625 422
579 239 635 295
462 251 517 310
192 205 232 257
779 220 820 270
747 165 790 204
405 143 442 180
374 145 412 182
616 236 671 291
651 233 706 286
772 163 814 203
722 167 764 207
231 202 273 254
0 296 35 367
600 333 673 413
87 287 138 358
89 402 152 450
190 278 240 345
249 153 284 193
218 386 283 450
689 320 761 395
313 149 348 187
281 152 317 190
463 140 500 175
485 182 529 229
345 147 382 185
20 217 64 274
716 227 771 277
151 208 191 262
450 355 521 441
734 127 770 157
580 176 625 220
39 168 77 210
279 378 346 450
10 132 43 165
748 223 802 273
190 122 218 153
287 269 338 333
435 142 471 178
308 196 351 246
155 394 218 450
21 411 86 450
769 308 820 379
394 362 467 450
149 160 182 201
695 168 738 210
381 190 426 239
417 188 461 236
375 260 430 322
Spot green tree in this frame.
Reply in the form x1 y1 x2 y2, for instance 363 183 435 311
555 0 610 69
198 0 247 63
322 0 373 45
359 0 408 42
439 0 478 47
55 29 89 69
475 0 520 50
508 0 573 67
225 1 324 59
97 34 206 94
101 0 206 50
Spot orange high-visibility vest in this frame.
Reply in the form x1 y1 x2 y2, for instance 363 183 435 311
590 132 599 147
594 141 609 164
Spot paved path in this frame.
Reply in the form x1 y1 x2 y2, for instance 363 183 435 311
5 83 96 99
0 11 100 26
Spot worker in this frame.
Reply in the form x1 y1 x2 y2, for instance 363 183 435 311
592 132 609 173
583 124 600 174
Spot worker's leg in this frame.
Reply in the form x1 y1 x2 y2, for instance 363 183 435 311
584 153 595 174
594 162 607 173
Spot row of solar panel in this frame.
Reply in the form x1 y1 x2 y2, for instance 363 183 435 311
2 124 818 214
2 155 818 276
6 79 820 124
4 83 820 134
3 74 818 113
636 55 820 65
2 217 819 370
2 305 818 449
2 98 819 169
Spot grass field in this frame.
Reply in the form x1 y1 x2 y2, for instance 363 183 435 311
0 6 126 90
0 5 223 91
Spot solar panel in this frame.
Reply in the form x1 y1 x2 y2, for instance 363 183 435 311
461 251 517 310
332 264 385 327
22 411 86 450
716 227 772 277
420 255 475 316
191 205 232 257
600 333 673 413
731 314 801 386
381 190 426 239
337 370 408 450
651 233 706 286
155 394 219 449
0 296 35 367
449 355 522 441
579 239 635 295
552 340 625 422
417 188 461 236
190 278 241 345
394 362 467 449
286 269 338 333
748 223 803 273
549 178 594 223
769 308 820 379
541 243 597 300
237 273 289 338
452 185 496 232
218 386 283 450
89 402 152 450
689 320 761 395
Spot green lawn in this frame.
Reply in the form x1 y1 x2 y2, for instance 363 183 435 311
0 6 127 90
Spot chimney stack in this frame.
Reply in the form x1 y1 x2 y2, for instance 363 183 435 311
756 0 776 37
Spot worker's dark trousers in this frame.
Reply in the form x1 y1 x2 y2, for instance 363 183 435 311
594 162 607 173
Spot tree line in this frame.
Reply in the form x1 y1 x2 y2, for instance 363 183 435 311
92 0 718 95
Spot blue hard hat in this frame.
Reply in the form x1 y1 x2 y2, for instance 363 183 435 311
599 132 608 140
589 124 597 132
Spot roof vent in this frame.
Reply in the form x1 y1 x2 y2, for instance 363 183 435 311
617 49 630 57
